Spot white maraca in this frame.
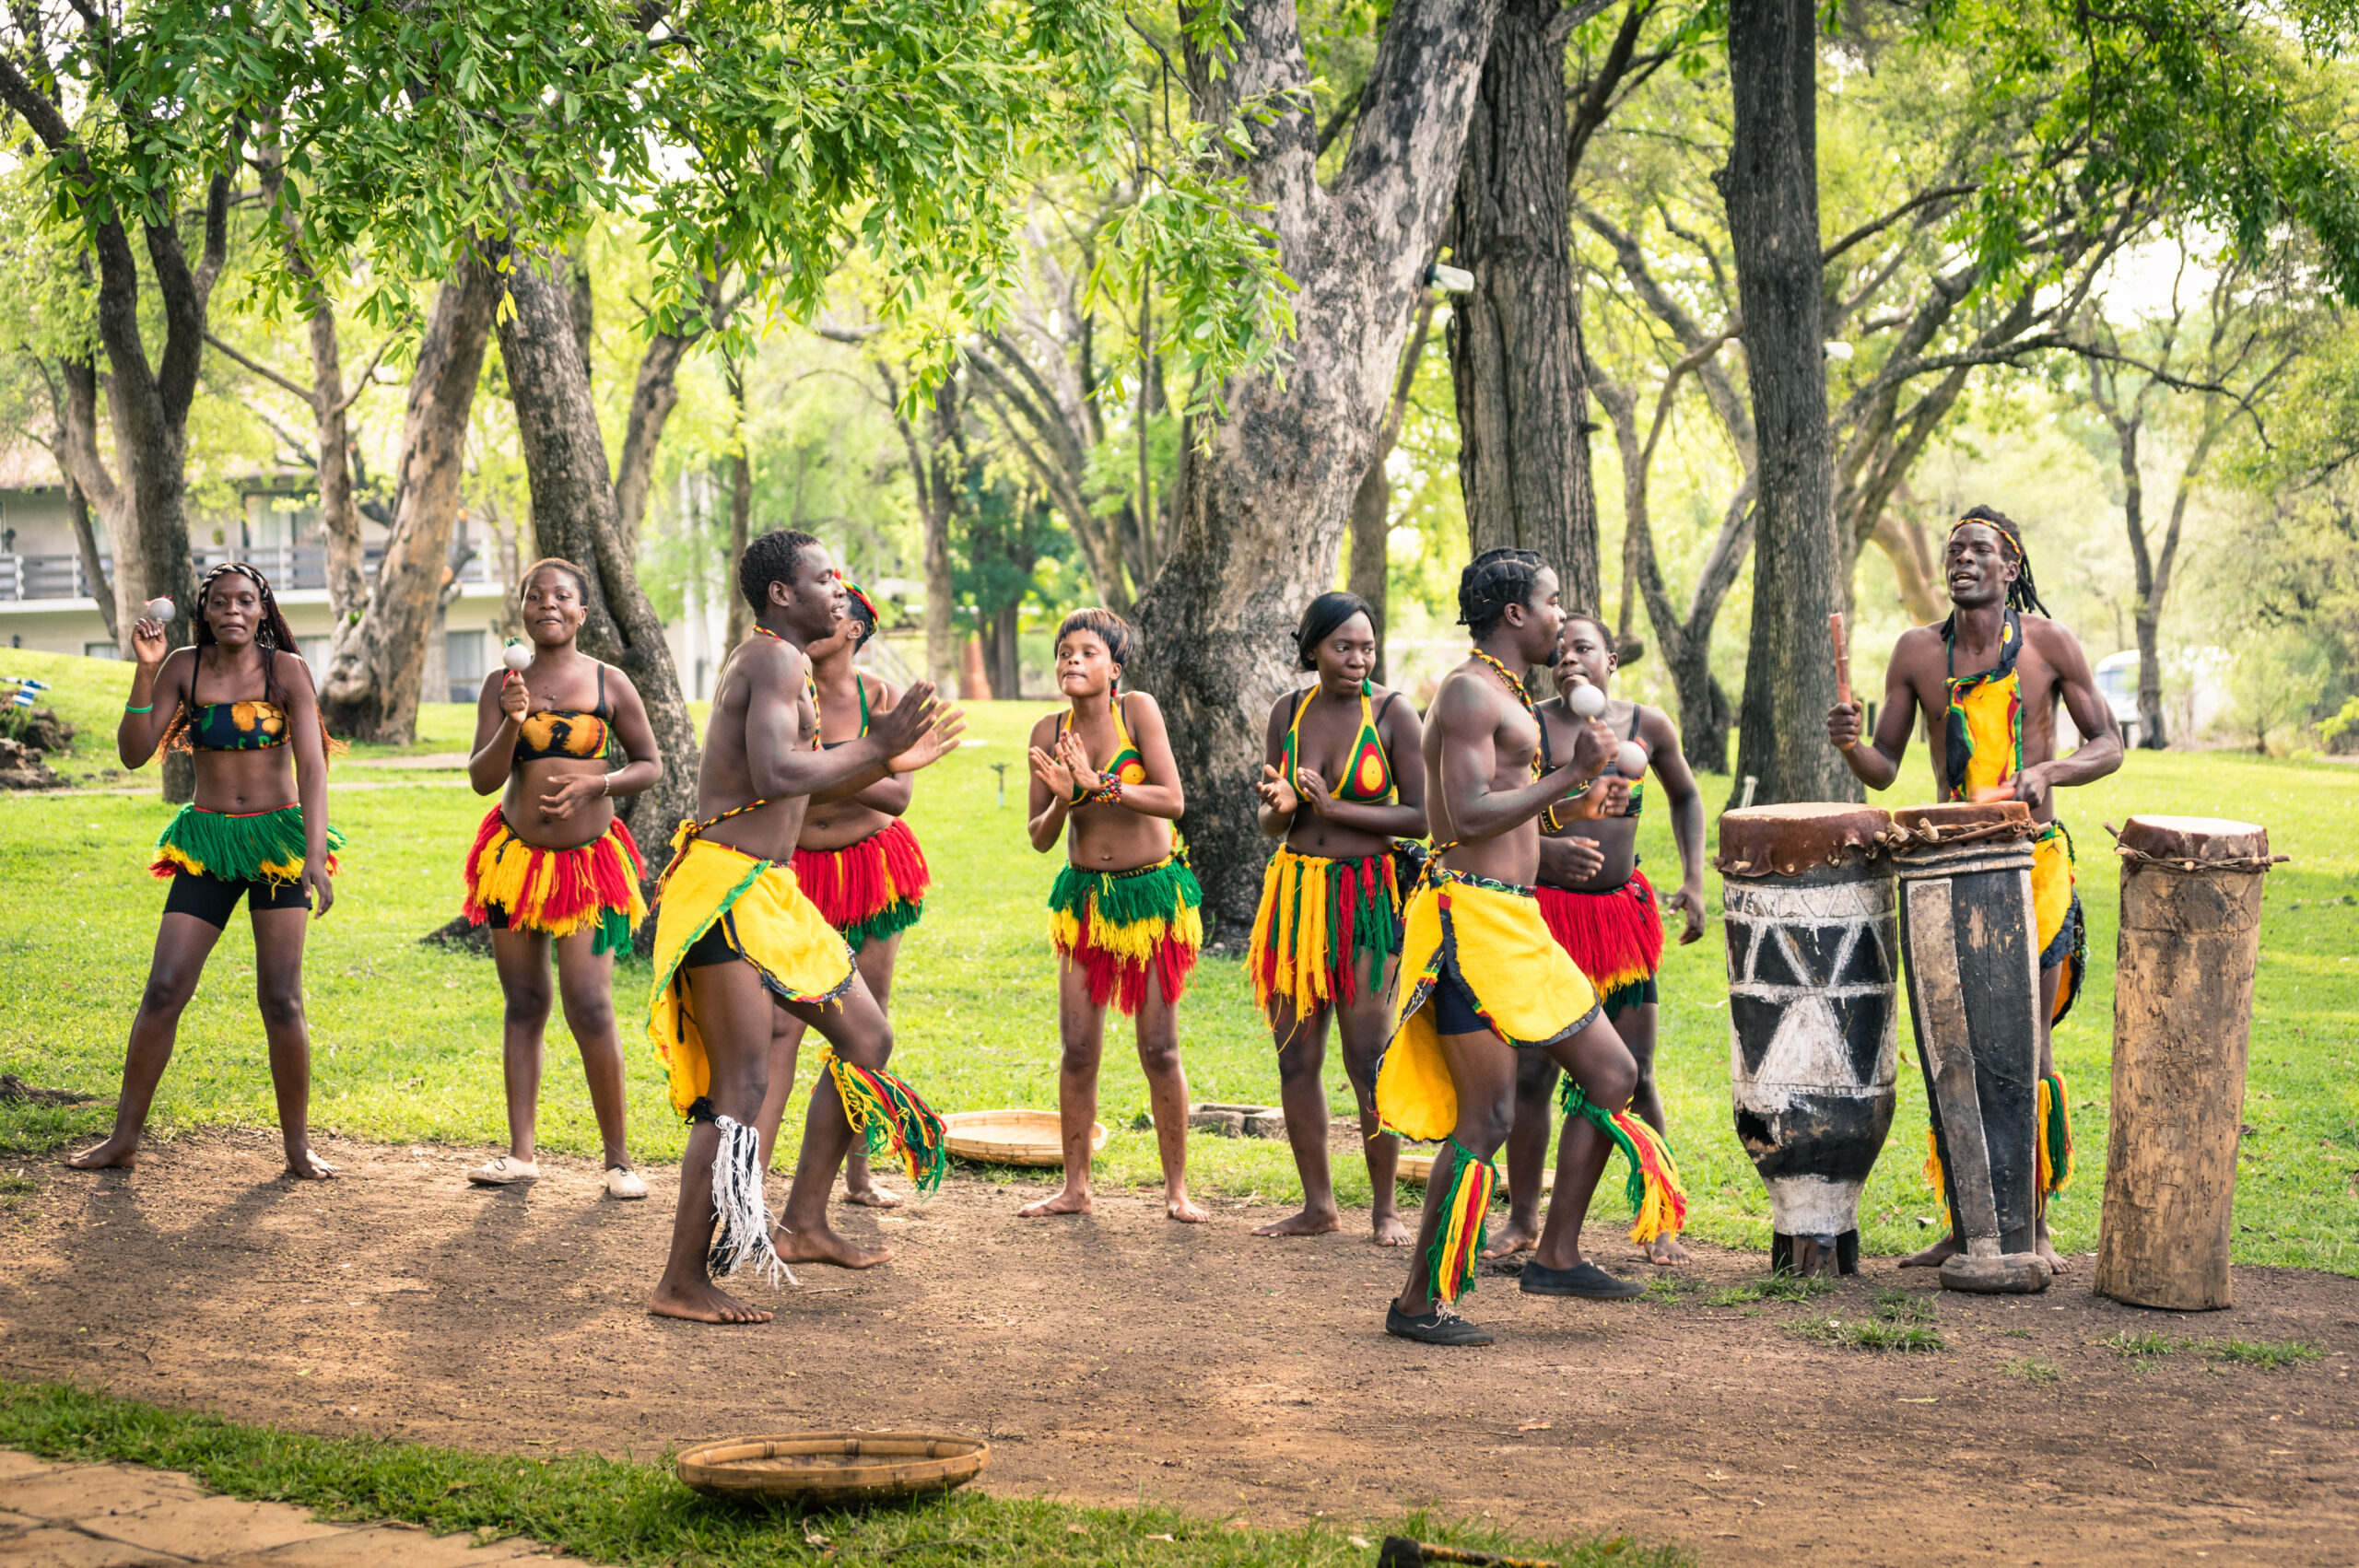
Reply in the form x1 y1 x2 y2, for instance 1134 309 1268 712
501 640 534 674
1567 682 1606 719
1616 740 1649 778
144 597 174 623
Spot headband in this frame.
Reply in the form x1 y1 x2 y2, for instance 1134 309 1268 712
840 579 880 646
1947 517 2022 564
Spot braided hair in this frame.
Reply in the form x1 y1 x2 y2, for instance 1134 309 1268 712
1458 547 1545 639
1953 505 2049 616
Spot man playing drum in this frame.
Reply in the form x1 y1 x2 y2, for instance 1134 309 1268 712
1825 505 2122 1275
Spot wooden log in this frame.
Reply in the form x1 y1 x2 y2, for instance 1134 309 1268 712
2095 815 2274 1311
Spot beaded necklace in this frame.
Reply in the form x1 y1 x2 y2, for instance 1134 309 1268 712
1468 647 1543 782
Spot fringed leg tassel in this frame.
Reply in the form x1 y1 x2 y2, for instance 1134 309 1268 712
2036 1072 2073 1196
1923 1129 1952 1226
706 1115 793 1289
1425 1139 1497 1306
825 1052 950 1195
1565 1087 1689 1246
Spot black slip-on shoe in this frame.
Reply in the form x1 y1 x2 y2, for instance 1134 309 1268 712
1385 1302 1495 1346
1519 1258 1647 1298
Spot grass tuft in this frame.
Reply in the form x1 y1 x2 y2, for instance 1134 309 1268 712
1871 1287 1935 1323
1781 1315 1945 1352
1640 1274 1706 1305
2002 1357 2063 1385
1707 1275 1837 1307
2102 1329 2177 1359
2194 1337 2326 1370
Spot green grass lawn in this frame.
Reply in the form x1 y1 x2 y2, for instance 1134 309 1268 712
1 650 2353 1275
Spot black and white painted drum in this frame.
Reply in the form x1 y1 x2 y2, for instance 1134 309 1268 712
1717 804 1898 1276
1892 801 2048 1294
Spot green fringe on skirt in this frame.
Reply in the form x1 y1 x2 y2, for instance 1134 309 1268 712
150 803 345 887
1046 855 1202 928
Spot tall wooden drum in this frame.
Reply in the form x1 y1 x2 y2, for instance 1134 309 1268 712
1718 804 1898 1276
1892 801 2048 1294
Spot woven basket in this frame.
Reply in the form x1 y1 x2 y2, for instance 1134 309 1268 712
943 1108 1107 1167
676 1431 990 1504
1399 1152 1551 1190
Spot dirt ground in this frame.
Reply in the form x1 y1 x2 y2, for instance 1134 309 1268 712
1 1129 2353 1567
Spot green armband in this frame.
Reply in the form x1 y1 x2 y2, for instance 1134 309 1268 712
123 703 153 714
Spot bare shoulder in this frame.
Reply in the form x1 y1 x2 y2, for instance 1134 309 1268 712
1121 689 1166 728
1027 709 1062 748
1636 703 1679 747
863 671 902 712
2021 613 2090 667
1891 622 1946 666
1372 682 1420 734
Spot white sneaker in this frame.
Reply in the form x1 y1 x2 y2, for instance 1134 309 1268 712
604 1164 649 1200
466 1154 539 1187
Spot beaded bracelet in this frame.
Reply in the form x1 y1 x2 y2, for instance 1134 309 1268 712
1082 778 1124 808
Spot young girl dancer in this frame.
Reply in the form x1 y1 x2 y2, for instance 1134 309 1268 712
751 580 927 1208
460 558 663 1198
1023 608 1206 1223
70 562 342 1179
1248 592 1426 1244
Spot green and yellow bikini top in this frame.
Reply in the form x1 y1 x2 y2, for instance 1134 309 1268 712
1280 679 1396 803
1942 606 2025 802
819 672 874 752
1539 701 1646 832
1057 692 1149 786
188 698 289 752
512 663 611 765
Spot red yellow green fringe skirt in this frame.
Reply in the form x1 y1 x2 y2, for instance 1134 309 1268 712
460 805 647 956
1561 1082 1689 1246
1048 853 1203 1015
792 818 931 952
1246 845 1402 1020
1534 870 1664 1021
149 802 343 887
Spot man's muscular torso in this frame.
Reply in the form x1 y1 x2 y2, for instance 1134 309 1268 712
1886 614 2078 825
1428 667 1548 887
698 637 819 864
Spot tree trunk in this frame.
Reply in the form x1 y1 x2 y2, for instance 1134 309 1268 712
723 353 753 650
616 286 720 541
922 382 962 693
498 248 702 860
1870 508 1943 626
1447 0 1600 610
1345 457 1391 681
321 247 505 742
990 601 1022 701
1134 0 1504 934
64 475 116 645
1721 0 1852 808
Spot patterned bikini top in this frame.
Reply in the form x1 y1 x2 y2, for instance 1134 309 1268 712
1942 608 2024 802
1281 680 1395 803
513 663 611 765
189 699 289 752
1058 693 1149 787
1540 701 1646 832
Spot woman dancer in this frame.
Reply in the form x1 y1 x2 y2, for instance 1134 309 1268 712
460 559 662 1198
1023 608 1206 1222
1247 592 1426 1243
69 562 341 1178
751 579 926 1208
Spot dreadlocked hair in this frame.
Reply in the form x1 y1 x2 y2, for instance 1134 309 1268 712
1458 547 1545 639
1056 606 1136 669
840 579 880 649
1954 505 2049 616
163 561 341 755
738 529 823 614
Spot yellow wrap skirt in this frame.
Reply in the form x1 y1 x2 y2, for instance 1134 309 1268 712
646 837 855 1120
2031 821 2084 1024
1374 871 1602 1142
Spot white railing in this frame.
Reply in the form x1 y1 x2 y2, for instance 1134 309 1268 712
0 545 494 603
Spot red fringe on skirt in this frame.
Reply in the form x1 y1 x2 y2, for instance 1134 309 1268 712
1533 871 1663 1000
792 818 931 948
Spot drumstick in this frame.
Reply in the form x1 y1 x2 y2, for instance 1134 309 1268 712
1830 612 1855 750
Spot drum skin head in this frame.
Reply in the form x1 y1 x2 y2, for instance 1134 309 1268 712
1891 801 2030 836
1717 803 1893 877
2117 814 2267 862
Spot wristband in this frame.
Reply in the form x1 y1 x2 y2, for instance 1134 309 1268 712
599 774 610 798
123 702 153 714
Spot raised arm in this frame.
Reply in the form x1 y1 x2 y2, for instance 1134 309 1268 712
1296 688 1428 839
279 653 335 918
745 640 954 803
117 635 187 768
1643 706 1708 944
815 674 917 813
466 668 526 795
1433 674 1622 845
2019 622 2124 813
1832 630 1925 791
1027 713 1075 852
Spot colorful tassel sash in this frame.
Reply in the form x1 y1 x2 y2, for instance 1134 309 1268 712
1047 854 1204 1015
794 818 931 952
1425 1138 1498 1305
2037 1071 2074 1196
1564 1084 1688 1245
1246 845 1402 1021
150 802 343 888
461 807 647 956
825 1049 949 1194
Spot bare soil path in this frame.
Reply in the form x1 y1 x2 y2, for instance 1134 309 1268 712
1 1132 2352 1566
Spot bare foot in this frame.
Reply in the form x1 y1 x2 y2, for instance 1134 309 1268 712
773 1223 894 1270
2035 1234 2071 1276
1370 1211 1413 1247
1166 1193 1210 1223
1647 1233 1691 1266
1250 1207 1341 1238
842 1182 906 1209
648 1278 774 1324
286 1150 338 1180
64 1139 136 1172
1899 1232 1960 1269
1018 1188 1094 1218
1479 1222 1539 1261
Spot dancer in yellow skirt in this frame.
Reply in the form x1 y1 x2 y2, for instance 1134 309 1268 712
645 531 964 1325
1023 608 1207 1223
73 563 341 1179
1828 505 2122 1277
461 559 663 1199
1247 591 1426 1244
1377 551 1688 1346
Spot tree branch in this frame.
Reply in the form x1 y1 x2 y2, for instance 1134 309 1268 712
202 330 319 405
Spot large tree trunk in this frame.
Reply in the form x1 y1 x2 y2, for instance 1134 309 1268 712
499 248 702 862
49 354 132 639
1721 0 1853 808
1349 296 1438 686
1447 0 1600 610
1133 0 1504 934
321 248 505 741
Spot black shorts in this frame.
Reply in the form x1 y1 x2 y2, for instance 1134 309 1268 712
1430 952 1489 1038
681 917 744 969
163 868 310 929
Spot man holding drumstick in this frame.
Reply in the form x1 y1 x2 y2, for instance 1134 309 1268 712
1826 505 2121 1275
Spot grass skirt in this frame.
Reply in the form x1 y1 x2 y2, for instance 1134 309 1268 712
647 838 855 1120
793 818 931 952
1048 854 1203 1015
460 806 647 956
150 803 343 888
1534 870 1663 1020
1246 845 1402 1020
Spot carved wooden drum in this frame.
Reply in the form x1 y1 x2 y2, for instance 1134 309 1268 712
1717 803 1898 1275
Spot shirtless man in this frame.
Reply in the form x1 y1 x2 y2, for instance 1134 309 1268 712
1379 548 1685 1347
645 530 963 1324
1485 612 1708 1266
1827 504 2120 1276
